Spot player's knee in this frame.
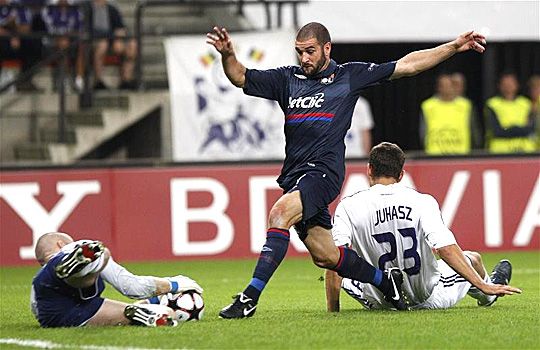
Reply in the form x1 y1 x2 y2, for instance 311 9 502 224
268 204 290 228
310 251 336 269
464 250 483 269
465 250 481 263
312 256 334 269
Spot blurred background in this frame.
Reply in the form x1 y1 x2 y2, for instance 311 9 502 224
1 0 539 164
1 1 538 265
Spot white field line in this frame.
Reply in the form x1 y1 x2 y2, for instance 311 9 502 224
0 338 187 350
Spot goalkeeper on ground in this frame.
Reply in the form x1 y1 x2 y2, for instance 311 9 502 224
31 232 203 328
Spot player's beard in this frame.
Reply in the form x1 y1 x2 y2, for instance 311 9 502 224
303 56 329 77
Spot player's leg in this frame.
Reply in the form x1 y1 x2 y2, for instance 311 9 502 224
303 226 407 310
219 191 302 319
297 171 407 310
86 299 131 326
341 278 376 309
413 259 472 309
464 250 511 306
87 299 176 327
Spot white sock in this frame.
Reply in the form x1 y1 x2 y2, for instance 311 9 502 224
468 275 496 306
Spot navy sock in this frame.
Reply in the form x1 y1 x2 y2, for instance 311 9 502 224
332 246 390 295
243 228 290 303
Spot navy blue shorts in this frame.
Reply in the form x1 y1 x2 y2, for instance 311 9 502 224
37 296 105 328
287 170 340 239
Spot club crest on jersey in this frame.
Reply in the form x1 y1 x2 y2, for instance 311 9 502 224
320 73 335 85
288 92 325 109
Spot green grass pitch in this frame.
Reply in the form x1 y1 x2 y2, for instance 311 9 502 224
1 251 539 349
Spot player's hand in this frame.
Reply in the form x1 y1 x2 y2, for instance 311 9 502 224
480 282 522 297
452 30 486 53
168 275 204 294
206 26 234 57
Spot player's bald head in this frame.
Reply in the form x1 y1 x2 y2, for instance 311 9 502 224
35 232 74 265
368 142 405 181
296 22 331 46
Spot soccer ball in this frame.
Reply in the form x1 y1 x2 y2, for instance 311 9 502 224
160 291 205 322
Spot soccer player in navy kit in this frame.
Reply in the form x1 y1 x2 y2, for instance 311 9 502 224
31 232 202 327
207 22 488 318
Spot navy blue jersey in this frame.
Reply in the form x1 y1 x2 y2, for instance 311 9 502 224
243 59 395 190
31 252 105 327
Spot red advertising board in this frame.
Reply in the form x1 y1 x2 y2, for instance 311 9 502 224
1 158 539 266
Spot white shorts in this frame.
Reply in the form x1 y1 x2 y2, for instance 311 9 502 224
411 260 471 309
341 260 471 310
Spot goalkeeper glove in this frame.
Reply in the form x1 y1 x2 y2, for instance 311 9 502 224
167 275 203 294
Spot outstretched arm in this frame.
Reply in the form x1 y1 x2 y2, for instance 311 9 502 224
437 244 521 296
391 31 486 80
206 26 246 88
100 258 203 299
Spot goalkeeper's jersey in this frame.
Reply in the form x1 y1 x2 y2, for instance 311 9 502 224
31 240 105 327
332 183 457 305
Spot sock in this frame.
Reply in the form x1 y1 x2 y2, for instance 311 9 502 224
332 246 391 295
243 228 290 303
468 274 496 305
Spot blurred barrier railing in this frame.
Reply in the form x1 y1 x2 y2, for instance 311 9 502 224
134 0 308 88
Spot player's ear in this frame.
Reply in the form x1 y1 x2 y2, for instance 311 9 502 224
398 170 404 182
57 240 66 249
323 42 331 58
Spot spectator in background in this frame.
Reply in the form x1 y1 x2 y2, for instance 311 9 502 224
91 0 137 90
451 72 483 147
420 73 480 155
345 96 374 158
0 0 41 91
484 73 536 154
450 72 466 98
528 75 540 150
42 0 84 90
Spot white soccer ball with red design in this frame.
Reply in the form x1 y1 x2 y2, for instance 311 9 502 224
161 291 205 322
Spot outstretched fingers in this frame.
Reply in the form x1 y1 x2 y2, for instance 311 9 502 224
206 33 219 44
497 284 522 296
468 31 487 53
206 26 231 50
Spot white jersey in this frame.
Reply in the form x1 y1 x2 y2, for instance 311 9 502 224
333 183 457 306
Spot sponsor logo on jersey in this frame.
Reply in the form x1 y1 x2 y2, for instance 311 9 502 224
288 92 325 109
320 73 335 85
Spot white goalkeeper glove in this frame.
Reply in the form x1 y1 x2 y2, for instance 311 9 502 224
167 275 203 294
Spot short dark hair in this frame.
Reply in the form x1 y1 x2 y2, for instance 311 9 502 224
368 142 405 180
296 22 331 45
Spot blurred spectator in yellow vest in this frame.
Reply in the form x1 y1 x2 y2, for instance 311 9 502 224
527 75 540 150
420 73 480 155
451 72 466 97
484 73 536 153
